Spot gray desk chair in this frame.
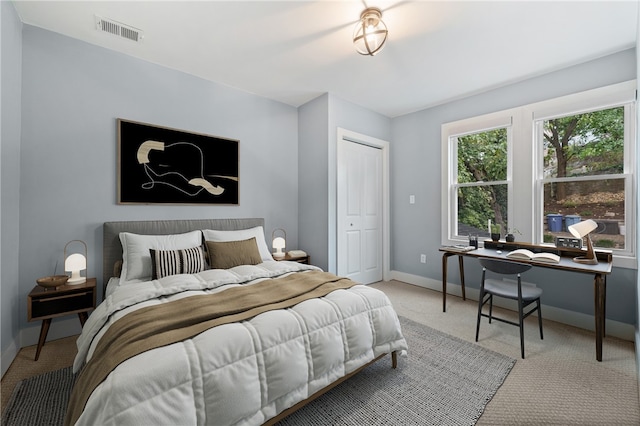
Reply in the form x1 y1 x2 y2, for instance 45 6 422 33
475 258 543 359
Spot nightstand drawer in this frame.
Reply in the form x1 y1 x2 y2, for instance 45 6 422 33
28 278 97 322
30 290 93 320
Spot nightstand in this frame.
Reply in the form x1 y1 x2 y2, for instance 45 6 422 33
27 278 96 361
274 252 310 264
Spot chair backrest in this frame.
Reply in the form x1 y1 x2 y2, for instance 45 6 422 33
479 258 532 275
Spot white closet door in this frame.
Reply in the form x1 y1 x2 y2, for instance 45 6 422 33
338 139 382 284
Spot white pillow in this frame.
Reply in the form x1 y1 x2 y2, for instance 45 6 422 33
119 231 203 283
201 226 272 261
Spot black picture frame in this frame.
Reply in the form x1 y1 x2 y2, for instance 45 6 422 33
117 119 239 205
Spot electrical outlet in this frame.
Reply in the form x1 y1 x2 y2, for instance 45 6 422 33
420 254 426 263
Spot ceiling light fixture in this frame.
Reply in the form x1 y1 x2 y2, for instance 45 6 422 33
353 7 388 56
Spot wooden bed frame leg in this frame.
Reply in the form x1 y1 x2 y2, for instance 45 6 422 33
391 351 397 369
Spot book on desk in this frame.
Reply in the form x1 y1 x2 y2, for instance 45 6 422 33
506 248 560 264
483 240 612 263
442 245 477 252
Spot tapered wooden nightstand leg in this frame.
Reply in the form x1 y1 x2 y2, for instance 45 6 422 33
78 312 88 327
35 318 51 361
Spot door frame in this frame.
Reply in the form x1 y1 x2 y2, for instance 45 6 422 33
337 128 390 281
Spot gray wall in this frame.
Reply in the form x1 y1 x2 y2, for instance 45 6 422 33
298 94 329 270
391 49 638 324
1 0 23 375
16 25 300 344
298 93 391 273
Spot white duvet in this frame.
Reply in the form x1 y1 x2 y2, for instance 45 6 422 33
72 261 408 426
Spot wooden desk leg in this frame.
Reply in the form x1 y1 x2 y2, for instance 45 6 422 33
442 254 449 312
34 318 51 361
594 273 605 362
603 275 607 337
458 255 466 301
442 253 466 311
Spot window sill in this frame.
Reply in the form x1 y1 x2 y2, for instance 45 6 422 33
612 255 637 270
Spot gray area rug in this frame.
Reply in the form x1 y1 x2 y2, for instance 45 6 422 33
2 317 515 426
277 316 516 425
2 365 77 426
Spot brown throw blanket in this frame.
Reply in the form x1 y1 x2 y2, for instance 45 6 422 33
65 271 357 426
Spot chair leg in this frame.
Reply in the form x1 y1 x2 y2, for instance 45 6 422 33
537 299 544 340
518 298 525 359
475 290 484 342
488 295 493 323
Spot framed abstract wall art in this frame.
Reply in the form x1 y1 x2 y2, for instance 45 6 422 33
117 119 239 205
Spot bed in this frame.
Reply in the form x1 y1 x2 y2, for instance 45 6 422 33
66 218 408 426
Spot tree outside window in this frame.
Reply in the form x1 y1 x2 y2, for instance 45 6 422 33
540 106 626 249
455 128 508 239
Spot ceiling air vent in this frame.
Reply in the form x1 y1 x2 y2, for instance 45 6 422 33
95 16 144 42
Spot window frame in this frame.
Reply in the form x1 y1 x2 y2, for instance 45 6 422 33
442 81 636 269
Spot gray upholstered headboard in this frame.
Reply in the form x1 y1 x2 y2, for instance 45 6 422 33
103 218 265 288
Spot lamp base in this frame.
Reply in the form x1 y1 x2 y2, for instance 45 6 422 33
572 256 598 265
67 277 86 285
272 253 285 259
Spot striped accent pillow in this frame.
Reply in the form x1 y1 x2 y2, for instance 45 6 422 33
149 246 206 280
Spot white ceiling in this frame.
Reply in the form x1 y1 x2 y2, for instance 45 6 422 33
12 1 638 117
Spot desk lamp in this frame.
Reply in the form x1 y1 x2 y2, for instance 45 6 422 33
567 219 598 265
64 240 88 284
272 229 286 259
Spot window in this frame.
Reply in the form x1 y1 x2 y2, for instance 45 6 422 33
442 111 514 242
536 106 632 252
442 81 636 268
454 128 509 239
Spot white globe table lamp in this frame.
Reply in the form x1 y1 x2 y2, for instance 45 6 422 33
64 240 88 284
272 228 286 259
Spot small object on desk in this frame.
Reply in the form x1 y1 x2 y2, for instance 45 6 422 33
555 236 582 249
444 245 476 252
567 219 599 265
496 250 502 254
506 248 560 264
468 234 478 249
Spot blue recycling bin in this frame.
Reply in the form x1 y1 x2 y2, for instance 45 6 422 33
547 214 563 232
565 215 581 231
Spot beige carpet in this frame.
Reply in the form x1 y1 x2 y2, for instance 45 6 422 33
1 335 77 411
2 280 639 424
371 280 639 425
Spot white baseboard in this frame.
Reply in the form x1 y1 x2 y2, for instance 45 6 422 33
389 270 635 342
20 316 83 348
636 330 640 407
1 338 19 378
1 317 82 379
